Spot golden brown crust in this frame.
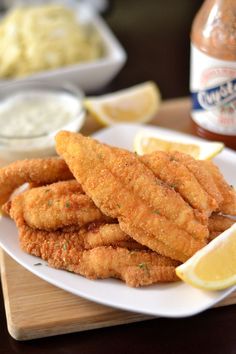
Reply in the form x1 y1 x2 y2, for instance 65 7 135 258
18 223 144 253
208 213 235 233
168 151 223 208
5 180 112 230
3 133 235 287
0 157 73 207
141 151 218 216
203 160 236 216
55 132 207 262
18 223 178 287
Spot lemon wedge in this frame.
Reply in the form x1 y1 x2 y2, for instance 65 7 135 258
176 223 236 290
133 130 224 159
84 81 161 125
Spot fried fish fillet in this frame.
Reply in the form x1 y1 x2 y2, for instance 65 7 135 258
81 223 146 250
203 160 236 216
56 132 207 262
208 231 220 240
0 158 73 207
3 180 112 230
207 212 235 241
208 213 235 240
19 223 179 287
168 151 223 208
19 222 145 252
141 151 218 216
77 247 179 287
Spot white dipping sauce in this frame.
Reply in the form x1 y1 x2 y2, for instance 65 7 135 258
0 89 84 164
0 90 81 138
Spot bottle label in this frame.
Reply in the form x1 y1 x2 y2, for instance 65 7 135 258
190 44 236 135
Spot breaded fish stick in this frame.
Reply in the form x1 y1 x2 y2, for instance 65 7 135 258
56 132 207 262
4 180 111 230
19 224 178 287
0 158 73 207
141 151 218 216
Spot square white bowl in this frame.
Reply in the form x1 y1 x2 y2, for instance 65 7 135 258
0 6 127 93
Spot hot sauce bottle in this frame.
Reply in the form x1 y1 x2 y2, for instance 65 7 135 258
190 0 236 149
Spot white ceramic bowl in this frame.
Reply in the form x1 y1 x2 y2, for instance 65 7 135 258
0 5 127 93
0 80 85 164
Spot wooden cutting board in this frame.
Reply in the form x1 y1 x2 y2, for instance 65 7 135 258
1 97 235 341
2 252 236 342
0 250 153 340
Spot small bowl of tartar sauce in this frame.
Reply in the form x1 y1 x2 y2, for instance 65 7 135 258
0 80 85 163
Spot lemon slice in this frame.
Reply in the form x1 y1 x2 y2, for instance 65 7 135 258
176 223 236 290
84 81 161 125
133 130 224 159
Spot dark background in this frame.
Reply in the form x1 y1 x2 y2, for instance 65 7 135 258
106 0 204 98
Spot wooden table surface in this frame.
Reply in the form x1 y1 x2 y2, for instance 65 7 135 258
1 0 236 353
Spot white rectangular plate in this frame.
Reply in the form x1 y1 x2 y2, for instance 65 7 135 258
0 123 235 318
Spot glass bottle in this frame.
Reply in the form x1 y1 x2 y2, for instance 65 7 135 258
190 0 236 149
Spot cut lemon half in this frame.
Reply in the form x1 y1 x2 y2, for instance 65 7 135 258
84 81 161 125
133 130 224 159
176 223 236 290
